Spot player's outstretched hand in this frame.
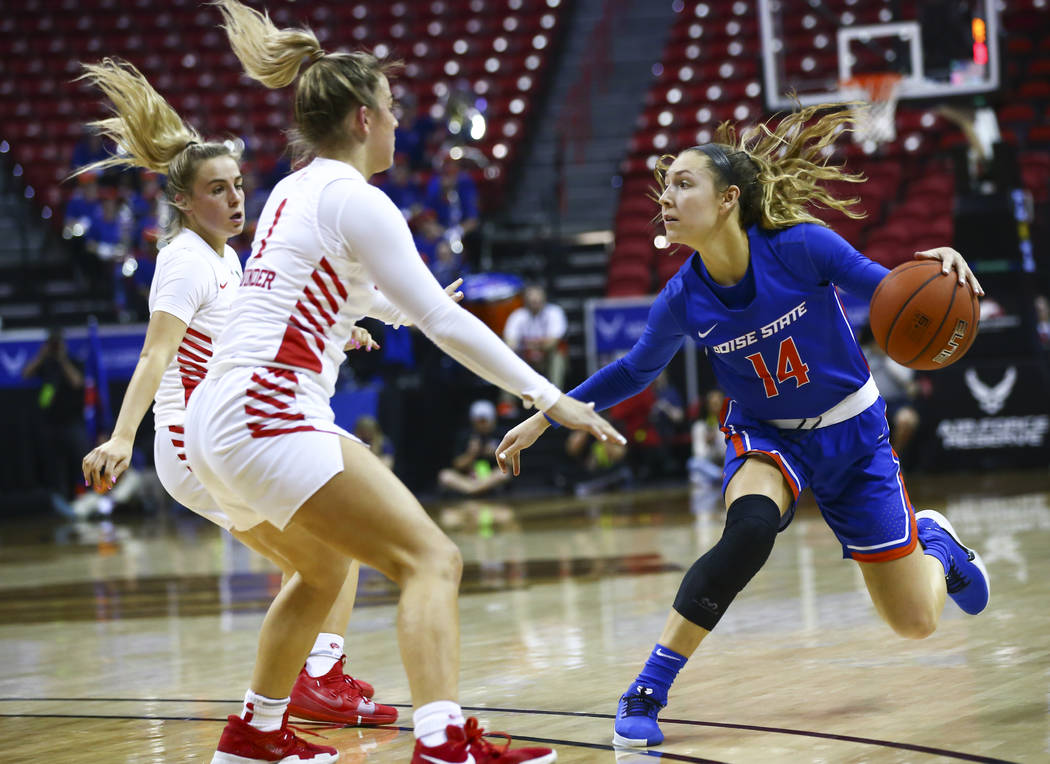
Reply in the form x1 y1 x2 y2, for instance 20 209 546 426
82 436 132 493
495 412 548 476
445 277 465 303
345 325 380 352
496 396 626 476
915 247 985 297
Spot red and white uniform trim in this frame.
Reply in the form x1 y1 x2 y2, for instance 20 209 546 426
147 228 244 531
149 228 242 428
188 157 562 531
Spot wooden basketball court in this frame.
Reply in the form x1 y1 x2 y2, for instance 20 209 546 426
0 469 1045 763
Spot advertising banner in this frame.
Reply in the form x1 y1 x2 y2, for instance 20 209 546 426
924 358 1050 470
0 324 146 388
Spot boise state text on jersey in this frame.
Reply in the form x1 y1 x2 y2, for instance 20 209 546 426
568 223 889 422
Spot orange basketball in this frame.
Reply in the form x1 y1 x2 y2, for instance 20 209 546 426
869 260 980 370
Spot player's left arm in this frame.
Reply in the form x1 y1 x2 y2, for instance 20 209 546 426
344 324 380 352
804 225 985 299
368 278 464 327
801 224 887 299
914 247 985 297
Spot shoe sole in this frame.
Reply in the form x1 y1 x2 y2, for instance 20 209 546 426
211 752 339 764
916 509 990 611
288 704 398 726
612 732 661 748
520 754 557 764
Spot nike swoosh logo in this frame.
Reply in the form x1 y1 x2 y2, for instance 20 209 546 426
655 648 682 661
697 323 718 338
418 753 473 764
219 281 229 289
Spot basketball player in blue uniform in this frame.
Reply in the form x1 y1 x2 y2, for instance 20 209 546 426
495 105 991 747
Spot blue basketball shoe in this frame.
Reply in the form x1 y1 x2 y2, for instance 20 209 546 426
613 685 664 747
916 509 990 615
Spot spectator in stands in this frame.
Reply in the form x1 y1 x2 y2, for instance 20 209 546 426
860 327 922 461
376 151 423 220
240 168 270 234
437 399 510 496
424 158 479 237
688 388 726 486
650 371 686 446
64 173 102 237
85 190 130 310
564 421 631 497
354 415 394 470
85 190 127 263
503 284 568 389
22 328 88 503
394 94 436 171
429 237 467 294
413 209 445 263
64 174 107 288
116 171 144 219
70 129 108 173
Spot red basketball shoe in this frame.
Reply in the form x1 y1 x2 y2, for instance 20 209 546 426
290 657 397 725
411 718 557 764
210 713 338 763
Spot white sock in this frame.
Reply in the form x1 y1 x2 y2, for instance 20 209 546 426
241 689 289 732
413 700 466 747
305 632 344 677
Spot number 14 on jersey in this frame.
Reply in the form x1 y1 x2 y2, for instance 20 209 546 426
745 337 810 398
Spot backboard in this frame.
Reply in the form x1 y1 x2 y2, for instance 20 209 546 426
758 0 1001 110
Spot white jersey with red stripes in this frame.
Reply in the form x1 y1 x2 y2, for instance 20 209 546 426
210 157 560 409
210 159 381 398
149 228 243 429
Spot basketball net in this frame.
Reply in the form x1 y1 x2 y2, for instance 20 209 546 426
840 73 902 146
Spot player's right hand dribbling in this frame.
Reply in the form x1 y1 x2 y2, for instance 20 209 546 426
82 437 132 493
496 396 625 476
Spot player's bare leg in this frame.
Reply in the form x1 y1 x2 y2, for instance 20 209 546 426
235 523 391 723
239 525 350 699
861 508 989 636
288 437 463 707
614 456 791 747
858 547 946 639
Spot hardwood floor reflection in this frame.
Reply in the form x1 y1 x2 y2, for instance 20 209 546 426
0 470 1046 763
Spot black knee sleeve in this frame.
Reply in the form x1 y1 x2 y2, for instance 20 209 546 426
672 494 781 630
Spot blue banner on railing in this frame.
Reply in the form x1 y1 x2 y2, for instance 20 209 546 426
0 324 146 388
583 295 701 407
586 296 652 354
583 296 655 376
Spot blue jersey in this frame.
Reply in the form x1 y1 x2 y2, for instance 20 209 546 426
571 223 888 420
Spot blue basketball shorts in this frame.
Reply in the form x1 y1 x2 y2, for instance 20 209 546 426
718 397 918 562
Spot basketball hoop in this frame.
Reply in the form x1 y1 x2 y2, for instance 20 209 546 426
840 73 902 147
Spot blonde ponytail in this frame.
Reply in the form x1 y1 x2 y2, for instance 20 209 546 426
212 0 322 89
72 57 241 243
74 58 199 178
215 0 400 159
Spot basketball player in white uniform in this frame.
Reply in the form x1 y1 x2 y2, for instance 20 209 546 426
186 3 627 763
75 59 400 736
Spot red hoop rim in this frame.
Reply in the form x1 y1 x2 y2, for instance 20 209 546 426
841 72 903 100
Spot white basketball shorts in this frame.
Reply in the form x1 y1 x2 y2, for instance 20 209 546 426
153 425 238 530
184 365 358 531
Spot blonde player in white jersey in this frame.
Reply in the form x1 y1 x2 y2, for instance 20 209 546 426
183 3 626 764
75 59 401 733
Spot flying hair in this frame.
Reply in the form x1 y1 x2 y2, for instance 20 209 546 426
657 101 868 231
71 58 241 243
211 0 322 89
73 58 201 178
213 0 401 159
